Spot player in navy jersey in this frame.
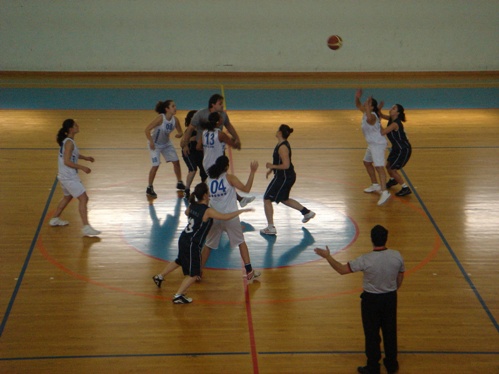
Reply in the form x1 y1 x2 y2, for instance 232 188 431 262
152 182 253 304
181 110 207 200
380 104 412 196
260 124 315 235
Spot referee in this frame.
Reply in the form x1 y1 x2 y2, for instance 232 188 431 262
315 225 405 374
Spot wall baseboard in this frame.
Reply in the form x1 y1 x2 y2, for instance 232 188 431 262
1 71 498 89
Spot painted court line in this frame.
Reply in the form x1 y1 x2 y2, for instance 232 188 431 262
0 178 59 338
402 169 498 333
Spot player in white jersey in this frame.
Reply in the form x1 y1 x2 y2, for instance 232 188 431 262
199 111 237 171
355 89 390 206
49 119 101 236
145 99 185 198
195 108 254 208
201 156 261 283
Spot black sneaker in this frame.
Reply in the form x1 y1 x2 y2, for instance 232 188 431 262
386 366 399 374
152 275 163 288
172 294 192 304
395 187 412 196
176 181 186 190
386 178 398 189
146 186 157 198
184 188 190 199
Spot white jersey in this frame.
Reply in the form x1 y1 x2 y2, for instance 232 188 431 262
58 138 79 180
202 128 225 171
207 172 238 214
150 114 176 148
361 113 387 146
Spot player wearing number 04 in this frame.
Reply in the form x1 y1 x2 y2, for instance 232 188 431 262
152 182 253 304
201 156 261 283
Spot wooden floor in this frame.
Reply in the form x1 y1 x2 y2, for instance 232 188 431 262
0 83 498 373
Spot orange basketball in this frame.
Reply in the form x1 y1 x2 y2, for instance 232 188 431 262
327 35 343 50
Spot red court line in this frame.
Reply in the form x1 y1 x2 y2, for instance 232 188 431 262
224 86 259 373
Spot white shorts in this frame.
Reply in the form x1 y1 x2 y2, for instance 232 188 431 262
59 178 86 198
149 142 179 166
363 144 386 167
205 216 245 249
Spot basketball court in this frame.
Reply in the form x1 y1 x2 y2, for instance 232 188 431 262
0 73 498 373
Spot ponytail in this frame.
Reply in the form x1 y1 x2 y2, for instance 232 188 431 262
371 98 380 118
185 110 197 127
189 182 208 205
155 99 173 114
396 104 406 122
207 155 229 179
56 119 75 146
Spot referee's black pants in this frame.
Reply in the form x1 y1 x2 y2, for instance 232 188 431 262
360 290 398 373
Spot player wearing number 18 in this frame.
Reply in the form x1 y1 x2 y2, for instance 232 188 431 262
201 156 261 283
152 182 253 304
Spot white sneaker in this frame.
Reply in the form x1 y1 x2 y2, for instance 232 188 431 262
302 211 316 223
240 196 255 207
49 217 69 226
364 184 381 193
377 190 391 206
246 270 261 284
260 226 277 235
82 225 101 236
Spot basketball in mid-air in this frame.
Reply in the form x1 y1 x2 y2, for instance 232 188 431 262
327 35 343 50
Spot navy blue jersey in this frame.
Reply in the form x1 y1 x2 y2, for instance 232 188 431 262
386 119 411 150
188 130 199 153
179 203 213 247
272 141 295 177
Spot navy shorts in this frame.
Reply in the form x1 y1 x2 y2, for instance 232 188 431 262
182 148 207 181
387 147 411 170
264 173 296 203
177 235 201 277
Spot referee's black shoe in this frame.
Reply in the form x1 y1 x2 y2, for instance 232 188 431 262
357 366 380 374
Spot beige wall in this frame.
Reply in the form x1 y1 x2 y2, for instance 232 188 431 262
1 0 498 72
